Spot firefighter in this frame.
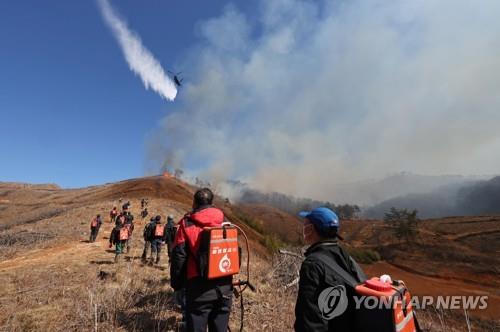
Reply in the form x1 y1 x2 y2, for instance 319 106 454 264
142 216 157 262
150 215 165 265
109 222 129 263
294 207 367 332
171 188 232 332
110 206 118 223
89 214 102 243
123 211 134 253
122 201 131 211
165 215 177 260
115 212 126 226
141 207 149 219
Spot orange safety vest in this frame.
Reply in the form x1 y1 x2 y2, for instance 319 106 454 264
119 227 129 241
154 224 164 237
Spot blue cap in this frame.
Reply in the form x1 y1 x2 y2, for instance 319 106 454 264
298 207 340 232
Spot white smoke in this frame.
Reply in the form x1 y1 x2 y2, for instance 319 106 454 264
149 0 500 201
97 0 177 101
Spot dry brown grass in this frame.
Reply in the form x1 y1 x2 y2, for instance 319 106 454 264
1 178 499 331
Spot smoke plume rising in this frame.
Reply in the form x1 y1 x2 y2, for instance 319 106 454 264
149 0 500 202
97 0 177 101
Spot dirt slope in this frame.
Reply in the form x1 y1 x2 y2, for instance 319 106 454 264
0 177 498 331
0 176 276 331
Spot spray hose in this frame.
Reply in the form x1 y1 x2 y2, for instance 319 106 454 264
231 223 255 292
229 223 256 332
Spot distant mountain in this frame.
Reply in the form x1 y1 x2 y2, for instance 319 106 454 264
364 176 500 218
455 176 500 216
331 172 487 205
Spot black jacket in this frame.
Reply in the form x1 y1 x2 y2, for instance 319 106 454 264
164 220 176 244
294 240 366 332
143 220 156 241
109 226 123 245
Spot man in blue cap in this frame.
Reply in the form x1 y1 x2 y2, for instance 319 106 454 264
295 207 367 332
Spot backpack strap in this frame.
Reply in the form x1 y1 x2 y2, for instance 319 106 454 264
315 252 362 288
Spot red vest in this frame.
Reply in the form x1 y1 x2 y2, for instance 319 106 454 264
174 207 224 279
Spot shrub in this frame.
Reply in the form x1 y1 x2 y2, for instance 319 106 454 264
347 247 381 264
261 234 285 252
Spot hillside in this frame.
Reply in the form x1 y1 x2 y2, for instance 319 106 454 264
0 177 498 331
0 176 274 331
365 175 500 218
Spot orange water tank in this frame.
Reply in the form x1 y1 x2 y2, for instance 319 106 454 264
354 278 417 332
203 226 240 279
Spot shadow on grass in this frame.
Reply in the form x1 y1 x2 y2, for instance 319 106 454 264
116 289 179 331
134 289 175 308
90 260 114 265
118 312 178 332
124 256 144 262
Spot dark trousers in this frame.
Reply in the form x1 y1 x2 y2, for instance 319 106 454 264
150 239 162 263
89 227 99 242
114 240 126 262
142 240 151 260
125 235 132 253
187 297 232 332
166 241 173 259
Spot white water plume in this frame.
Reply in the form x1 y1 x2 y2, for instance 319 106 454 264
97 0 177 101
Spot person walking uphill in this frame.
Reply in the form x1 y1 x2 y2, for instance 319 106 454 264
142 216 157 262
110 207 118 224
295 207 367 332
89 214 102 243
170 188 232 332
109 222 129 263
115 212 126 226
164 215 177 260
124 211 134 253
149 215 165 265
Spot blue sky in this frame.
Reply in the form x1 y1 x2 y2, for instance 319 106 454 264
2 0 499 199
0 0 254 187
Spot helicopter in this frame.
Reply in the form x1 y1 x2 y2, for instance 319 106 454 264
168 70 183 87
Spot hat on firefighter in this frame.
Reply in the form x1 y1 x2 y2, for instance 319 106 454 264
298 207 340 236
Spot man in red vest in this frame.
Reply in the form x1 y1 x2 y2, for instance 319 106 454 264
170 188 232 332
109 222 129 263
150 215 165 265
89 214 102 243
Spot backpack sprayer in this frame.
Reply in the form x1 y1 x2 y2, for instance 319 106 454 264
199 221 255 332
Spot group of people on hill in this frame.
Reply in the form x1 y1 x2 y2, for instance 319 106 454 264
108 204 135 262
141 214 177 265
90 199 177 265
140 198 149 219
88 188 376 332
